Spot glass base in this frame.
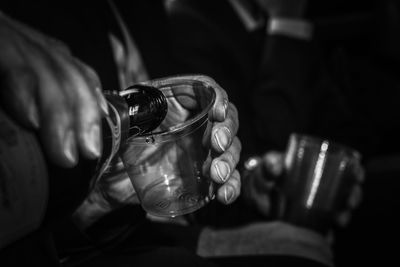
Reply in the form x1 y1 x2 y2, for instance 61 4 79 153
141 176 211 217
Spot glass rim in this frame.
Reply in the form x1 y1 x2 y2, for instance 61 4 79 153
125 76 216 144
290 133 362 160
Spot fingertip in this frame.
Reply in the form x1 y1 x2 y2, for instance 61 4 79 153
221 98 228 120
27 100 40 129
62 129 78 167
212 97 228 122
80 122 102 160
218 185 236 205
43 127 78 168
95 87 109 116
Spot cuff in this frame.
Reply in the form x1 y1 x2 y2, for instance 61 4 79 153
197 222 333 266
267 17 313 40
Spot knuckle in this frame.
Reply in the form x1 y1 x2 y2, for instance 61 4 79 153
233 136 242 154
229 102 238 116
51 38 72 55
225 150 235 166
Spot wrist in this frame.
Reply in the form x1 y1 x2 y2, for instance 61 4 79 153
267 17 313 40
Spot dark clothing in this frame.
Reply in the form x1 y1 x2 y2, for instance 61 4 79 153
165 0 373 160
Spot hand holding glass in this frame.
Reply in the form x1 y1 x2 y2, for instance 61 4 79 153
277 133 362 234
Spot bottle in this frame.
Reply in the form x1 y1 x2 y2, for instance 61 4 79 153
95 85 168 186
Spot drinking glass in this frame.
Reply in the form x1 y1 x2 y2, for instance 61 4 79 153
277 133 362 233
120 75 216 217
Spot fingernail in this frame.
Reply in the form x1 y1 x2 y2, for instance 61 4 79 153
63 130 77 165
214 127 231 151
222 99 228 120
28 101 40 128
216 98 228 121
224 186 235 204
84 124 101 158
96 87 109 116
215 160 230 182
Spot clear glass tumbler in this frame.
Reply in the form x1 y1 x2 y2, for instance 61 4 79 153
278 133 362 234
120 75 216 217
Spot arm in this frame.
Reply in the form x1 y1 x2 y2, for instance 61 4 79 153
0 11 108 167
0 10 108 249
252 0 319 149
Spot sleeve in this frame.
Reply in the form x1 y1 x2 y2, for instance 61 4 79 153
0 227 60 267
251 33 319 150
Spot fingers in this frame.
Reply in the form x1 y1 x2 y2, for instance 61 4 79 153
0 18 40 129
0 14 104 167
33 56 78 167
216 169 241 205
242 151 284 200
249 151 283 193
5 27 79 166
211 85 229 122
199 75 229 122
75 60 109 116
1 15 77 166
156 74 229 121
210 136 241 205
242 164 272 217
211 103 239 153
210 136 241 183
262 151 284 176
59 58 103 160
0 54 40 129
20 18 103 162
240 150 284 217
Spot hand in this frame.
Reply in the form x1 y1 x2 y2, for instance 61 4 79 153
243 151 364 227
242 151 283 217
196 75 241 205
253 0 308 18
0 12 109 168
131 75 242 206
